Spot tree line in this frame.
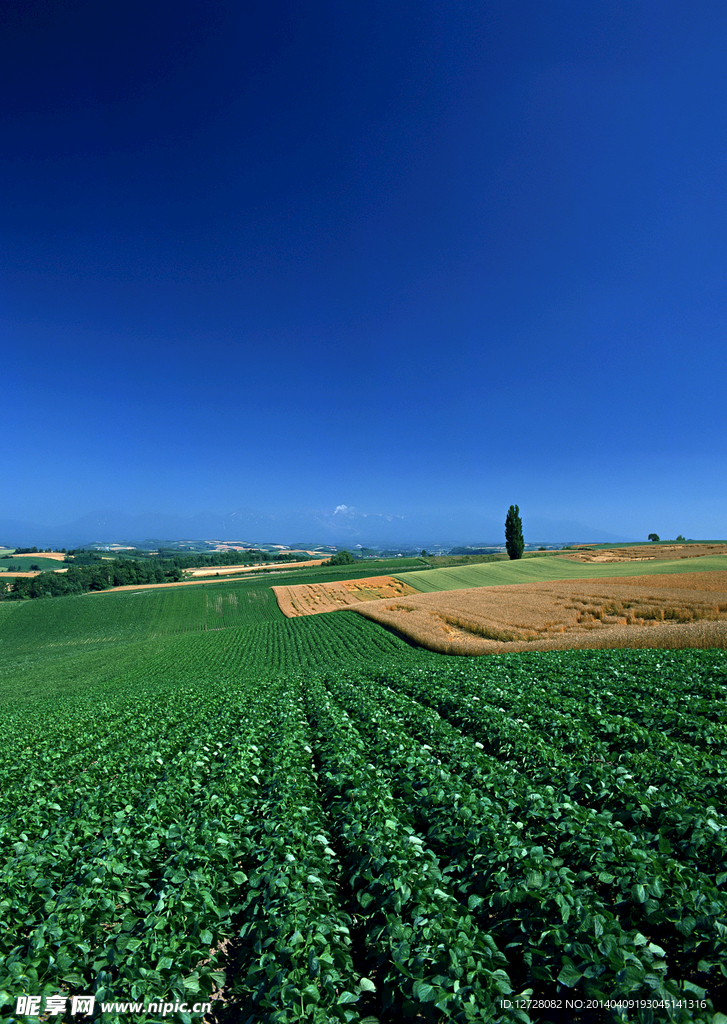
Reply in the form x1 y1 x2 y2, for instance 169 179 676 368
63 548 309 568
152 549 309 569
0 559 182 600
0 548 310 601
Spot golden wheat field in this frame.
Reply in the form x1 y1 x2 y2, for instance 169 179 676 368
7 551 68 561
272 575 419 616
351 571 727 655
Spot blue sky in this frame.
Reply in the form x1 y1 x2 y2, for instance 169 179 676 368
2 1 725 544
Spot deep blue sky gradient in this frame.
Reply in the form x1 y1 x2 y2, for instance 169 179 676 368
3 1 725 542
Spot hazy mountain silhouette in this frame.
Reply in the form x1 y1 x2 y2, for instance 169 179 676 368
0 507 632 549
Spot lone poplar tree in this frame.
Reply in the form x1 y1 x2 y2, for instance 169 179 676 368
505 504 525 560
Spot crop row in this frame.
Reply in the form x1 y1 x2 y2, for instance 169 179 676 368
0 619 413 1022
303 674 523 1022
315 670 724 1020
0 675 278 1012
231 684 370 1023
2 617 726 1021
370 662 727 890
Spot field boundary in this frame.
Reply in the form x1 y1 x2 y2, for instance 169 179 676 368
397 553 727 593
353 570 727 655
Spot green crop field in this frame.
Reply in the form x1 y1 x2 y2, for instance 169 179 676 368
397 553 727 593
178 559 430 587
0 581 282 650
0 556 68 572
0 583 283 706
1 583 726 1023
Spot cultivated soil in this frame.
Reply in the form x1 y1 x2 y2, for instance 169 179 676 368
351 570 727 655
553 543 727 563
7 551 67 561
273 576 419 616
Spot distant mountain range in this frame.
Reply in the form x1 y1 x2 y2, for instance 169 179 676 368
0 506 634 549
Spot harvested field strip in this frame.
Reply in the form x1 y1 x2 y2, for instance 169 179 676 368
555 542 727 563
185 558 328 576
398 552 727 593
6 551 67 561
272 575 418 616
353 572 727 655
579 569 727 591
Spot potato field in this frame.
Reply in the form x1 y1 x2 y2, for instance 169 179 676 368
1 582 726 1024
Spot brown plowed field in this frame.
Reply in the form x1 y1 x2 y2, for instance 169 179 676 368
554 542 727 563
352 570 727 655
272 576 419 616
9 551 67 561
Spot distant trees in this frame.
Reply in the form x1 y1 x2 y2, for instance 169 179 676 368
505 505 525 560
326 550 355 566
648 533 660 542
0 557 185 602
449 547 497 556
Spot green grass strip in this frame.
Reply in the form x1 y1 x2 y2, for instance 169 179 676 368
397 554 727 593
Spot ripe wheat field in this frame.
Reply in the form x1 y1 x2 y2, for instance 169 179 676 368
351 571 727 655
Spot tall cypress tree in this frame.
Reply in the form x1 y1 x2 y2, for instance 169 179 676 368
505 504 525 560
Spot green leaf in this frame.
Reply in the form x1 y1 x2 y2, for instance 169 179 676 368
302 984 320 1005
412 980 437 1002
557 960 583 987
62 973 86 987
631 884 647 904
358 978 376 993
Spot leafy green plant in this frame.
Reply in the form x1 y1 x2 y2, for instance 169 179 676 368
1 595 725 1019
